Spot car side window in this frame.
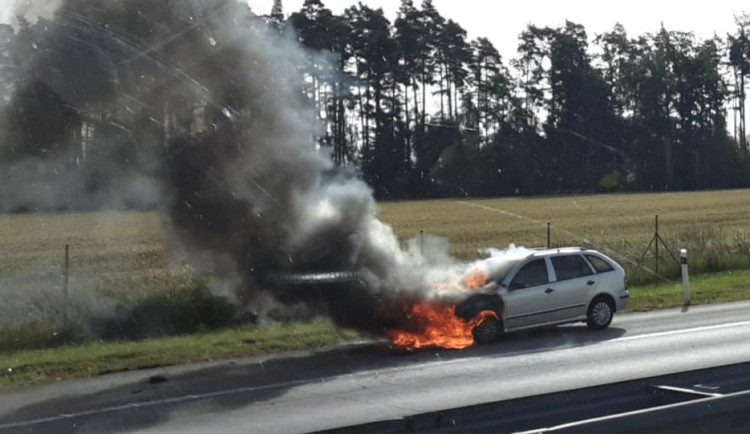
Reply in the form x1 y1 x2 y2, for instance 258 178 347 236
585 254 615 273
509 259 549 289
551 255 594 281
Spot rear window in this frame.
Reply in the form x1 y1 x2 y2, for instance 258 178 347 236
551 255 594 280
585 255 615 273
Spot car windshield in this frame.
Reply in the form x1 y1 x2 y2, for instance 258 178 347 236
1 1 749 433
482 257 520 284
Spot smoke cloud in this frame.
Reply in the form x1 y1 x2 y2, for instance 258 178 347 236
1 0 63 25
0 0 494 334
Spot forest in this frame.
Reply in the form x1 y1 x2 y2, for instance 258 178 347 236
2 0 750 207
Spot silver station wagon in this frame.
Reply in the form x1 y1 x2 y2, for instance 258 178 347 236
455 247 630 344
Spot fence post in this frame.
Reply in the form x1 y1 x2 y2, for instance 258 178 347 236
681 249 690 305
419 230 424 255
655 215 660 275
547 222 551 249
63 244 70 327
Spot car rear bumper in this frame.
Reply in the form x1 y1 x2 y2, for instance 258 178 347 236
616 291 630 311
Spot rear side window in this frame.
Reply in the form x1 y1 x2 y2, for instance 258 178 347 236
585 255 615 273
510 259 549 289
551 255 594 281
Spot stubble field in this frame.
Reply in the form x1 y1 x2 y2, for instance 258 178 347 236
3 189 750 315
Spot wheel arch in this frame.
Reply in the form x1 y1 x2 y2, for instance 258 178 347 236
455 293 504 322
590 293 616 313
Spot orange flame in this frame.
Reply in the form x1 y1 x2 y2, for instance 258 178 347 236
462 270 488 289
386 304 499 350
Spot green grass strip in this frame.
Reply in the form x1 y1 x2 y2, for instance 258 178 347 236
3 269 750 390
0 318 359 389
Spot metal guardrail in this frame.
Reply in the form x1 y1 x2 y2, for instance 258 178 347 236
527 388 750 434
316 362 750 434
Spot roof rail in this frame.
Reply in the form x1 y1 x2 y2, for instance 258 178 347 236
556 247 584 252
531 246 585 256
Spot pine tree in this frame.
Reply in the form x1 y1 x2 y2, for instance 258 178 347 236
270 0 285 24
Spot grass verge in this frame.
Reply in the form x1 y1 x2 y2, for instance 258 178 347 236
3 269 750 390
0 318 360 390
624 269 750 312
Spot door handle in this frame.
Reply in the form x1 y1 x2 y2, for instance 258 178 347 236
587 280 596 286
545 288 554 294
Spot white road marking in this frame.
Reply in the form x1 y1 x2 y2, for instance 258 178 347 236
5 319 750 429
614 319 750 343
0 356 476 430
0 379 313 429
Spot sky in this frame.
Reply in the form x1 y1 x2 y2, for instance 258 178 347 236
4 1 746 58
247 0 749 60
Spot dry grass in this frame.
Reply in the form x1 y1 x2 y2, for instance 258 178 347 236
2 189 750 304
1 189 750 344
0 211 176 295
378 190 750 283
0 211 194 327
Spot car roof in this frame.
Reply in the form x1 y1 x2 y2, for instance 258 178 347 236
528 247 591 257
484 247 598 264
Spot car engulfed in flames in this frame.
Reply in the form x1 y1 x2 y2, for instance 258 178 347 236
265 267 506 350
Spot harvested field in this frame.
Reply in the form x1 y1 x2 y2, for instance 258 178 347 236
1 189 749 339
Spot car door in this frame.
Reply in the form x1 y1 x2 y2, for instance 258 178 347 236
549 254 597 321
503 258 558 329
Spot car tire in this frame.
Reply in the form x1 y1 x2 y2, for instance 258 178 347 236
586 296 615 330
472 317 501 344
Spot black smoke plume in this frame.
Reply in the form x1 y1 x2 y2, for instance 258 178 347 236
0 0 483 332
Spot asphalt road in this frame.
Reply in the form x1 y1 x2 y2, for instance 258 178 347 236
2 301 750 434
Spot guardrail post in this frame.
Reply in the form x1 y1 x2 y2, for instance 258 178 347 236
681 249 690 305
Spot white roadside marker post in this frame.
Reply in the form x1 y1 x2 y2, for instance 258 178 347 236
681 249 690 305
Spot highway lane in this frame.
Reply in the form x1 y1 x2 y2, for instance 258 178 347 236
2 300 750 433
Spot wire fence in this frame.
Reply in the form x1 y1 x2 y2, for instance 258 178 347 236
541 214 750 286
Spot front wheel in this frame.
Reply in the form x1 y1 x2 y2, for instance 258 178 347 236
473 317 501 344
586 296 615 330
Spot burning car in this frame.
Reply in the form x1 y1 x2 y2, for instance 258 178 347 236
265 246 628 350
455 247 629 344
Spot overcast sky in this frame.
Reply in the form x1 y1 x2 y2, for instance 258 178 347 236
248 0 749 60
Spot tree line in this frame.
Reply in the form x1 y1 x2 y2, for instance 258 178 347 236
283 0 750 198
2 0 750 210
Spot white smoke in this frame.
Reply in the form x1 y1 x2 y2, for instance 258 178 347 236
1 0 63 25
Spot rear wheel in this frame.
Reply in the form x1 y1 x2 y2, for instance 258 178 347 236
472 317 501 344
586 296 615 330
